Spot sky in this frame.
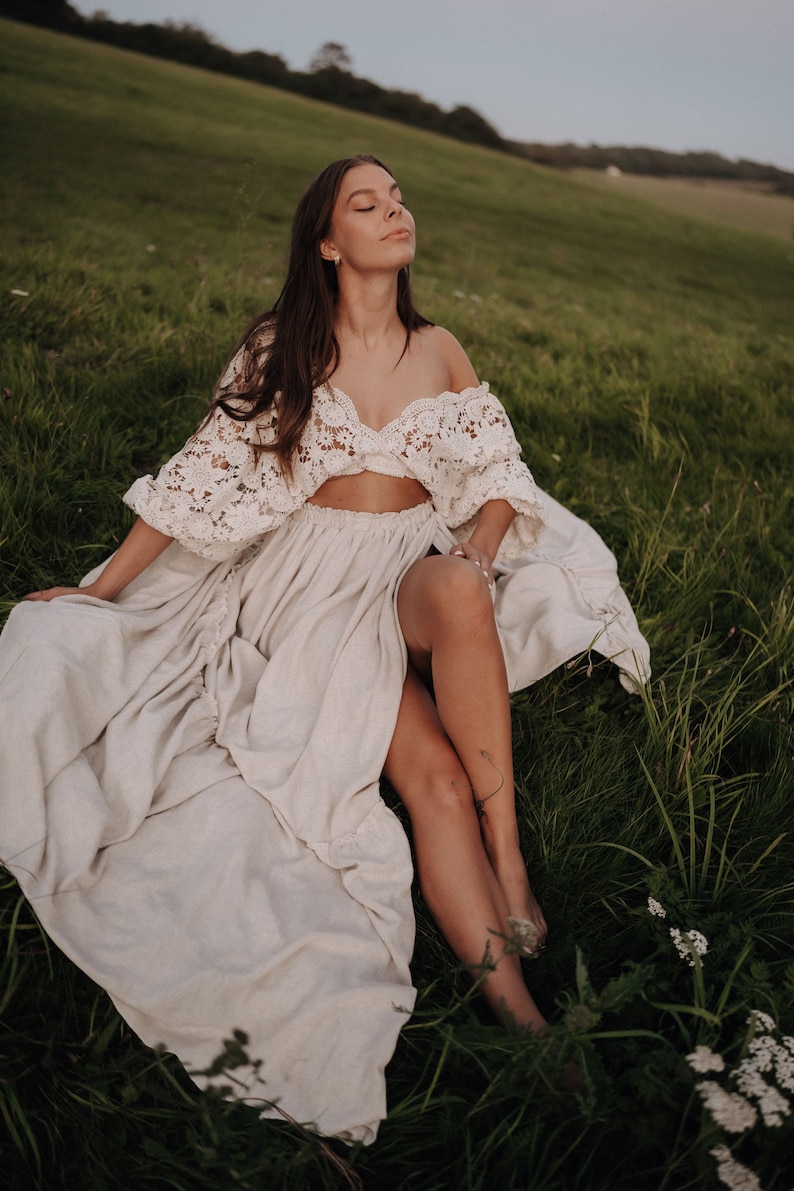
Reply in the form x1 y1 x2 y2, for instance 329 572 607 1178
72 0 794 172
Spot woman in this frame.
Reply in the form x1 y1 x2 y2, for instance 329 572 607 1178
1 156 649 1142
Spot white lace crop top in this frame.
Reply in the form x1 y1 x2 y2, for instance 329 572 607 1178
124 331 547 562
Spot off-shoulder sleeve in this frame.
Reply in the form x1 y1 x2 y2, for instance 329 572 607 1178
213 321 272 401
425 385 546 560
123 331 301 560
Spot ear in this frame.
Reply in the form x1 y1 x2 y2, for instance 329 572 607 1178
319 238 338 263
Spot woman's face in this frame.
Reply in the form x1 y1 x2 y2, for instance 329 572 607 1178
321 162 416 274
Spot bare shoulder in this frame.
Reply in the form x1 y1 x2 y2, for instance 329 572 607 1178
417 325 480 392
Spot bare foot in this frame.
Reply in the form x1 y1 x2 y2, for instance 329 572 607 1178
562 1059 587 1096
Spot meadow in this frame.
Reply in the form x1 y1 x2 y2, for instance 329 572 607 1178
576 170 794 242
1 18 793 1191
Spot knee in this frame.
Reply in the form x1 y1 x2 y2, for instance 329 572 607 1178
429 766 477 815
397 753 479 826
422 557 495 632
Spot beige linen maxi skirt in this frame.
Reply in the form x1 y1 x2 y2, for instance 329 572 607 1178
0 494 649 1143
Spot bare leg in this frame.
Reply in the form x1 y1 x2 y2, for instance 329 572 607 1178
396 554 546 942
384 665 546 1031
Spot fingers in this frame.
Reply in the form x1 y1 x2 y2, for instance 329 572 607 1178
22 586 80 602
450 545 493 585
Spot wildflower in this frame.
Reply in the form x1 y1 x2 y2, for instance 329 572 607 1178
735 1064 790 1127
695 1081 757 1132
746 1035 776 1073
732 1029 794 1125
647 896 667 918
774 1037 794 1092
709 1146 762 1191
564 1003 599 1031
687 929 709 956
507 916 540 955
686 1045 725 1074
669 927 709 965
747 1010 776 1034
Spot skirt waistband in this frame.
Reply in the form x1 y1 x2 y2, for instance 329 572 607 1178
292 499 435 531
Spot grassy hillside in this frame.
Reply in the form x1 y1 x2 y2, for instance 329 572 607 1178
1 19 793 1191
576 170 794 241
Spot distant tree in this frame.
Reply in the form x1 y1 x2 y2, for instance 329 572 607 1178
441 105 503 149
2 4 514 159
162 19 217 43
0 0 83 26
309 41 352 74
238 49 288 83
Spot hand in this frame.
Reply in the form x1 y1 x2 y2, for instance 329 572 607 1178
23 585 99 602
449 541 494 586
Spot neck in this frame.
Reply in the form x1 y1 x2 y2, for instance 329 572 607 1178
333 273 404 349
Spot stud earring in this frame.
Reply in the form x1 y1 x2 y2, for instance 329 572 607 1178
334 254 341 266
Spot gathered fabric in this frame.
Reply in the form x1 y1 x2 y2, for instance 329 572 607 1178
0 364 650 1142
0 503 439 1142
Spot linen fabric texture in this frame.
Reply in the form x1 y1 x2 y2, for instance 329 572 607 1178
0 336 650 1143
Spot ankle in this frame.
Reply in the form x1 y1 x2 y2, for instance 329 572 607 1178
482 830 523 865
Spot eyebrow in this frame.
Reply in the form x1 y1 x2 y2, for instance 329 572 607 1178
346 182 401 204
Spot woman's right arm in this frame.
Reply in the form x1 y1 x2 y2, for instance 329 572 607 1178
24 323 274 605
24 518 174 603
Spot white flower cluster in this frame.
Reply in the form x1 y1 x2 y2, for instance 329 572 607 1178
669 926 709 966
646 898 709 966
687 1045 725 1074
695 1080 758 1133
709 1145 762 1191
732 1013 794 1127
687 1012 794 1190
507 915 540 956
734 1063 790 1128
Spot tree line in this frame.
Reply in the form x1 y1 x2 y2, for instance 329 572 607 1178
1 0 504 150
511 141 794 195
4 0 793 189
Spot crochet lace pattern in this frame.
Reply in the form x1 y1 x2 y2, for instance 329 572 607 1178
124 337 546 561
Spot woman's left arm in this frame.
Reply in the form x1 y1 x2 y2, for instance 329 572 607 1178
450 499 516 585
432 327 524 581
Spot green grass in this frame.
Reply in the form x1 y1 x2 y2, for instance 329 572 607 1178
1 18 793 1191
575 170 794 241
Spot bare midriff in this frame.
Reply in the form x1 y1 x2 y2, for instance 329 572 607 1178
307 472 429 513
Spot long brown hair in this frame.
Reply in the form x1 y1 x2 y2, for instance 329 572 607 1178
211 155 432 476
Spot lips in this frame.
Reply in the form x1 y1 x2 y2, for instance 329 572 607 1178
383 227 412 240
